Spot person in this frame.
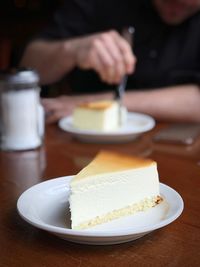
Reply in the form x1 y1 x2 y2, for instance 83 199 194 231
20 0 200 123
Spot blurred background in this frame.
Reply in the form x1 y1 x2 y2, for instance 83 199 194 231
0 0 63 70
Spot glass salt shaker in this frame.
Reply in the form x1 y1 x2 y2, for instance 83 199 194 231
0 68 44 151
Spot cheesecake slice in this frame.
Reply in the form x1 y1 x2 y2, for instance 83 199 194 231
72 100 125 131
69 150 162 230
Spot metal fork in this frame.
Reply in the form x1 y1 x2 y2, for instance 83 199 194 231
115 26 135 125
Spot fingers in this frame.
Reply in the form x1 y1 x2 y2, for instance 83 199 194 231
112 31 136 74
89 38 118 84
45 110 67 124
76 30 136 84
41 97 72 124
99 31 135 83
41 98 62 112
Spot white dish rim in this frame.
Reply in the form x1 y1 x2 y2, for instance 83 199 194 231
58 112 156 136
17 176 184 237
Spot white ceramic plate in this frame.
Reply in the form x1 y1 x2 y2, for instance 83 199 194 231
17 176 184 245
58 112 155 143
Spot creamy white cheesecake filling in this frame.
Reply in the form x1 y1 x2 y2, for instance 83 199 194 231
73 102 119 131
69 165 159 229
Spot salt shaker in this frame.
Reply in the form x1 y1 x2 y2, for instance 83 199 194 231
0 69 44 151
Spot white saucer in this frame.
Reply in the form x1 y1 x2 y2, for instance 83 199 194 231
58 112 155 143
17 176 184 245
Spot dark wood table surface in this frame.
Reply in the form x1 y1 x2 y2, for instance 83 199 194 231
1 122 200 267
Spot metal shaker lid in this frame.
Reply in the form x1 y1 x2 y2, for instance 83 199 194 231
0 68 39 85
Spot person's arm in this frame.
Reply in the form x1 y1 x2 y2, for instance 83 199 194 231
42 84 200 123
20 40 75 85
20 31 136 85
124 84 200 122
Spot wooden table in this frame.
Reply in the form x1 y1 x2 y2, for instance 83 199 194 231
1 123 200 267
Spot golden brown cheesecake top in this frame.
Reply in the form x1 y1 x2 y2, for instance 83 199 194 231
77 100 115 110
73 150 156 182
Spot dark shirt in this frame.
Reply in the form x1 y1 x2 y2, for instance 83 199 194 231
37 0 200 93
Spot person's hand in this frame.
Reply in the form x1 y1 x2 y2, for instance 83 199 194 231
69 30 136 84
41 96 80 124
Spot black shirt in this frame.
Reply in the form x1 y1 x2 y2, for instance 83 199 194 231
37 0 200 93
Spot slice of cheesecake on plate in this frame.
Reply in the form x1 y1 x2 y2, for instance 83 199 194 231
72 100 126 132
69 150 162 230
